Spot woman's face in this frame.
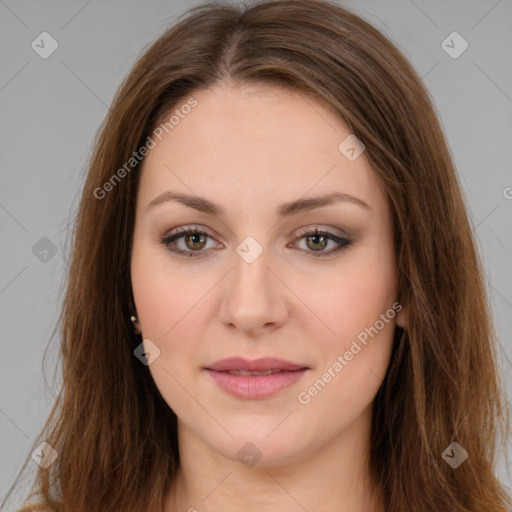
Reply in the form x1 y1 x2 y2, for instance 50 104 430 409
131 82 405 466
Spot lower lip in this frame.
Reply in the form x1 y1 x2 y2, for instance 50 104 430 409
204 368 308 400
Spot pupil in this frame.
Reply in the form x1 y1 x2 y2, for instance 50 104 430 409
187 233 205 250
309 234 326 251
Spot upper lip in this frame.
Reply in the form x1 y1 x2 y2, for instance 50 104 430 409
205 357 308 372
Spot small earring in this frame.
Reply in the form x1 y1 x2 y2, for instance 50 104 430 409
130 315 141 335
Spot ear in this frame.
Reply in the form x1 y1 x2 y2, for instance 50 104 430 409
395 303 407 330
128 288 140 331
128 287 137 313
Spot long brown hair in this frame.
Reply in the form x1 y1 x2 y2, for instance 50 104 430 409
3 1 510 510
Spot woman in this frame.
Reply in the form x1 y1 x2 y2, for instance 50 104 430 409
3 0 510 510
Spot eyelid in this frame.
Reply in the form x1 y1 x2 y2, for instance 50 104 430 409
163 223 348 240
293 224 349 239
161 224 352 258
165 224 214 238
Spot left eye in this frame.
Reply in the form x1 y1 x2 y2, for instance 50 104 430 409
161 227 216 257
161 227 352 258
293 229 352 257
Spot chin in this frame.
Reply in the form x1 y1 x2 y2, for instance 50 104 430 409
207 425 313 468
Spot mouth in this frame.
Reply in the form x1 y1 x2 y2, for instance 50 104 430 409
204 357 309 400
219 368 289 376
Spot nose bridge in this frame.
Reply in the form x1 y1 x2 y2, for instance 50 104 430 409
230 239 273 307
219 235 287 332
236 241 269 287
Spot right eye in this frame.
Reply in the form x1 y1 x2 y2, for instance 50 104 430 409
161 226 220 258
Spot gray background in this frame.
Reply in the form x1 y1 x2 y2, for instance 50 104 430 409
1 0 511 505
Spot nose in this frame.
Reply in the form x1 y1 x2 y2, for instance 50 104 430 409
218 243 289 337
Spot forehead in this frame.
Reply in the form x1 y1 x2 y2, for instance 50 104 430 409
147 83 347 166
137 83 386 217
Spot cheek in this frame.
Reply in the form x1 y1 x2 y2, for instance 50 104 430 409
295 252 397 347
131 260 205 418
293 248 397 411
130 240 209 368
296 315 396 440
131 241 191 334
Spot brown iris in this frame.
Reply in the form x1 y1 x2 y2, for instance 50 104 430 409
305 233 328 252
185 232 207 251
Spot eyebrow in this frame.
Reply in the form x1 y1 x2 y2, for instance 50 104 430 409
146 190 371 217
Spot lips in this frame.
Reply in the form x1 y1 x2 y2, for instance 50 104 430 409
204 357 309 400
205 356 308 373
223 369 283 376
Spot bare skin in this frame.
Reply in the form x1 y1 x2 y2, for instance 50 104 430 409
130 81 406 512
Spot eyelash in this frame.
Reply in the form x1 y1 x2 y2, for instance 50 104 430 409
161 226 352 259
